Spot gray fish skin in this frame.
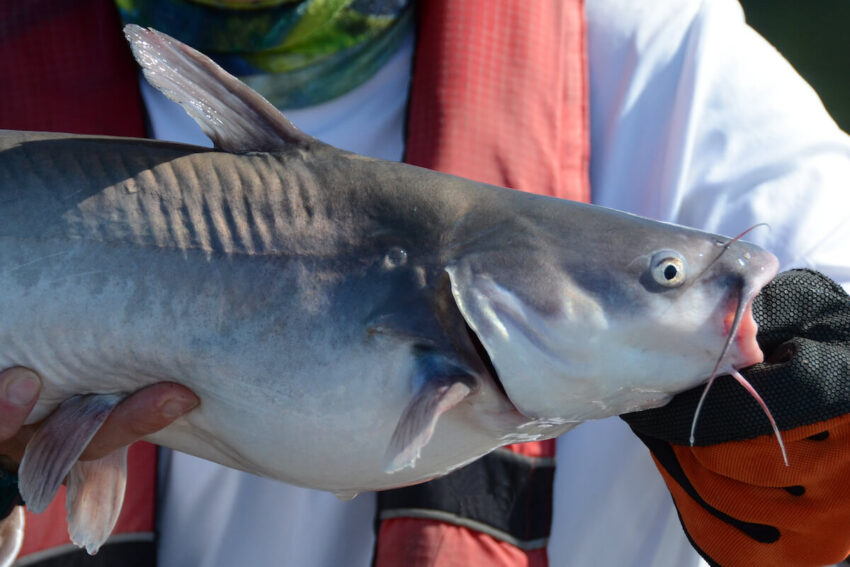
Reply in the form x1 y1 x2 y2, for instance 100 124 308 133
0 26 779 555
0 129 510 486
0 127 776 486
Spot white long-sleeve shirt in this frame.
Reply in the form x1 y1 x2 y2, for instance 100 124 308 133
142 1 850 565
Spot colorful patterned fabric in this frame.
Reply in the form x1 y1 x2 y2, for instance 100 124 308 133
117 0 413 108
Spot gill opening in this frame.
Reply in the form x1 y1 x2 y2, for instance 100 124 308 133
689 283 789 466
465 322 507 398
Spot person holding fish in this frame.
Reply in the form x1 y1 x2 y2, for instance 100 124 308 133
1 0 850 566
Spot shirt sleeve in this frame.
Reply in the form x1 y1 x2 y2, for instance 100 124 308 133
550 4 850 567
586 0 850 289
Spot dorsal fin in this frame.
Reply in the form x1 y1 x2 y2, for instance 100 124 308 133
124 25 314 153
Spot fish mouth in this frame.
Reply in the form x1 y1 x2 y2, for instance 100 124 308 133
721 252 780 371
726 298 764 368
690 254 785 461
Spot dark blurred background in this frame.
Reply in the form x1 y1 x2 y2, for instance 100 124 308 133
740 0 850 132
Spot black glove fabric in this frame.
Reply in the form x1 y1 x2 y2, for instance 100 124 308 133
623 269 850 567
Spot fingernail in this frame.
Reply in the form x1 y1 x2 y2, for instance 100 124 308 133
6 371 40 407
160 395 199 419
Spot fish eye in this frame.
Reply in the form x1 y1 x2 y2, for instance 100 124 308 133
650 250 687 287
383 247 408 269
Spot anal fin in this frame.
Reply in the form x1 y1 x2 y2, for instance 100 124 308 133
383 353 475 474
66 446 129 554
18 394 123 514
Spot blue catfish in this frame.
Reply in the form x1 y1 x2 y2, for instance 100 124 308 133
0 26 778 556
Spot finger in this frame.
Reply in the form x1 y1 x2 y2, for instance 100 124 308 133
0 367 41 442
80 382 199 461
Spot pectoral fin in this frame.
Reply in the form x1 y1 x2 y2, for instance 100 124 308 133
384 354 475 474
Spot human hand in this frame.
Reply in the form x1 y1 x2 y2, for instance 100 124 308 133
623 269 850 566
0 368 41 471
0 367 198 514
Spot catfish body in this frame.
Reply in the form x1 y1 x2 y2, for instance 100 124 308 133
0 26 779 556
0 129 527 490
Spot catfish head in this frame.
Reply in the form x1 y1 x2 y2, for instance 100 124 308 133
444 191 779 422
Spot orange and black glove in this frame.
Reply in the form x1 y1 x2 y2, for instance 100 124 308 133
623 269 850 567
